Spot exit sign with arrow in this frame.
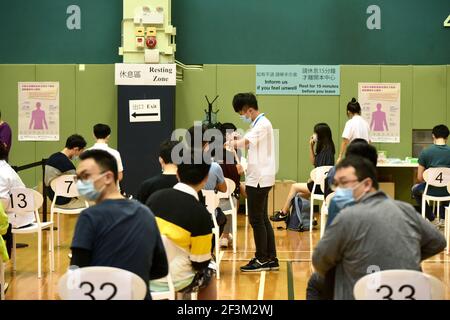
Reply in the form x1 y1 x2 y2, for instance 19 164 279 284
129 99 161 122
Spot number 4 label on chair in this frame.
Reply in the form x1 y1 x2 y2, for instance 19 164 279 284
366 277 431 300
444 14 450 27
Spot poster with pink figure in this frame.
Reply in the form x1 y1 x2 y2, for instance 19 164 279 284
18 82 59 141
358 83 400 143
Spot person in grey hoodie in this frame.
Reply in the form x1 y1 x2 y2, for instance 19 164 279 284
312 156 446 300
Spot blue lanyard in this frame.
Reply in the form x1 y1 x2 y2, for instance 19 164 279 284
252 113 265 127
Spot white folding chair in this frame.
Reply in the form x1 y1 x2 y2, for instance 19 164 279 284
50 175 89 246
151 235 197 300
58 266 147 300
421 168 450 221
8 188 54 278
309 166 333 231
0 256 4 300
217 178 238 253
202 189 224 279
319 192 335 239
354 269 445 300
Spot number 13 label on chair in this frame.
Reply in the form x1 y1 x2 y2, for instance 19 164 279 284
366 276 431 300
67 270 133 300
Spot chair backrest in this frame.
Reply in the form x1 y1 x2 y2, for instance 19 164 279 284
7 188 43 215
58 266 147 300
353 269 445 300
310 166 333 194
217 178 236 200
202 190 220 214
50 174 80 198
423 167 450 188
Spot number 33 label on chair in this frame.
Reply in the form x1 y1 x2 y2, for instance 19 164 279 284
366 277 431 300
67 270 133 300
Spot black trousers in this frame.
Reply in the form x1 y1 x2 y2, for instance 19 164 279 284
2 223 12 257
246 185 276 262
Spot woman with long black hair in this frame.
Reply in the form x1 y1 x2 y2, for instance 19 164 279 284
271 123 335 221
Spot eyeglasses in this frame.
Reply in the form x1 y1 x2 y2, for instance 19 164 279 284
330 179 359 191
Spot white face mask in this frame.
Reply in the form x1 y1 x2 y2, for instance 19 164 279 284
312 133 318 142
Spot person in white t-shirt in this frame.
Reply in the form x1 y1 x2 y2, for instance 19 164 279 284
337 98 371 162
225 93 278 272
88 124 124 182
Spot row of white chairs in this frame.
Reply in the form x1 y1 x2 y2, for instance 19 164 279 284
56 266 446 300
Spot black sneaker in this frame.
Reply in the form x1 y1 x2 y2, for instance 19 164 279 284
267 258 279 271
240 258 270 272
270 211 288 222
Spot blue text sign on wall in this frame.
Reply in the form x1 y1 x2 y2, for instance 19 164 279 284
256 65 340 96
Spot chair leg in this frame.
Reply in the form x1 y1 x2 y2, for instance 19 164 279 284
50 226 55 271
232 212 237 254
421 197 426 219
0 259 4 300
12 234 16 272
38 230 42 279
310 198 314 231
245 198 248 216
215 230 221 279
320 206 326 239
57 212 60 247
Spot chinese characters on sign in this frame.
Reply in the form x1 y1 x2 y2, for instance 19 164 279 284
358 83 401 143
256 65 340 95
115 63 176 86
18 82 59 141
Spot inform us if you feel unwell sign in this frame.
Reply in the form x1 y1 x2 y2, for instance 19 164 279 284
256 65 340 95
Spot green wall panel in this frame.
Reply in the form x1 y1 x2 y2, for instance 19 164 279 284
175 65 217 129
0 65 36 187
338 65 381 157
412 66 447 129
75 65 118 149
379 66 413 158
297 96 340 181
35 65 77 175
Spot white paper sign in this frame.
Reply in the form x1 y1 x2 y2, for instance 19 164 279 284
129 99 161 122
18 82 59 141
365 276 431 300
65 269 132 300
115 63 176 86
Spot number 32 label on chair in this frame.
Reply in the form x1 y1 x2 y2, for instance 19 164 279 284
366 277 431 300
67 270 133 300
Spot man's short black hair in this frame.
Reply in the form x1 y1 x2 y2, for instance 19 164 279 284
432 124 449 139
93 123 111 139
346 140 378 166
186 124 208 149
65 134 87 150
232 93 258 113
177 149 211 185
159 140 180 164
336 156 379 190
79 149 118 182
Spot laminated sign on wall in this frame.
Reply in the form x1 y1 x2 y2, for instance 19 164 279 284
129 99 161 123
358 83 401 143
18 82 59 141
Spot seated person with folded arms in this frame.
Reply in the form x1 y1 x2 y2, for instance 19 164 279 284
136 140 180 204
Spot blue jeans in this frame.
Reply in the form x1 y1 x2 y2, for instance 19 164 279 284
411 183 447 220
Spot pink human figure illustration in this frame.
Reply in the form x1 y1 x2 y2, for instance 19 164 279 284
29 102 48 130
370 103 388 131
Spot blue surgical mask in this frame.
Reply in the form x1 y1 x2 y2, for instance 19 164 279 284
240 115 252 124
76 174 105 201
333 187 355 208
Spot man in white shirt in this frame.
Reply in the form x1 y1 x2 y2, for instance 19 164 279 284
88 124 124 182
226 93 278 272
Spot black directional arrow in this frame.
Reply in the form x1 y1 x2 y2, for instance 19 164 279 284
132 112 159 118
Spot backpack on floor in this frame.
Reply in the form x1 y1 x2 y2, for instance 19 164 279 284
286 194 313 231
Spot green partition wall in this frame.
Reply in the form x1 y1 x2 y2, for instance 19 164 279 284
0 64 449 189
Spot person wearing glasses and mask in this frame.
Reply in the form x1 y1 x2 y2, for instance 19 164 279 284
311 156 446 300
70 149 168 300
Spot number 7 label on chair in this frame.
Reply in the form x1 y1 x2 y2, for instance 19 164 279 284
67 271 133 300
365 276 431 300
